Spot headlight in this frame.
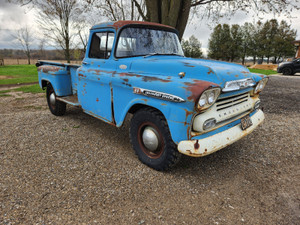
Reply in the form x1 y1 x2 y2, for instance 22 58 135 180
197 88 221 110
254 78 268 94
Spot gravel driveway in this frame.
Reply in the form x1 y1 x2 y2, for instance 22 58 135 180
0 75 299 224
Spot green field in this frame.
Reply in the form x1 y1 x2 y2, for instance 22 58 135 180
0 65 44 94
0 65 38 85
249 68 278 75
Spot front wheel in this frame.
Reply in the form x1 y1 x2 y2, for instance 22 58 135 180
282 67 294 75
46 83 66 116
130 108 181 171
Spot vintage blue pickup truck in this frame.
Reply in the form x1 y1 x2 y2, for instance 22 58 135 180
37 21 268 171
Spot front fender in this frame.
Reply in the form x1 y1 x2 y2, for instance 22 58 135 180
112 76 219 144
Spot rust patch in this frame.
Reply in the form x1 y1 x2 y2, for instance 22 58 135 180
123 78 129 82
78 73 86 78
182 62 195 67
119 72 171 83
241 71 250 74
122 82 132 87
87 69 116 75
96 98 99 102
142 76 171 83
194 140 200 150
161 103 167 106
207 69 214 74
183 80 219 102
39 65 61 73
183 108 193 124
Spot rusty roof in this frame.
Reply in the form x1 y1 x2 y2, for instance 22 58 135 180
91 20 175 31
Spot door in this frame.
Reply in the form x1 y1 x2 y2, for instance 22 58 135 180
78 31 116 124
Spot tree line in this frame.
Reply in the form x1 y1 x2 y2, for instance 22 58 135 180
208 19 297 64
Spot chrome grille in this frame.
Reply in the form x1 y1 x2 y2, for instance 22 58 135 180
216 92 249 111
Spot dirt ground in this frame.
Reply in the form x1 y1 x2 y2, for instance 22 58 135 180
0 75 299 224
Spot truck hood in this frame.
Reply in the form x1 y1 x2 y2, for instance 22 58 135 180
129 56 263 87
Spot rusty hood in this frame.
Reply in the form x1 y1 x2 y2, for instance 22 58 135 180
128 56 263 87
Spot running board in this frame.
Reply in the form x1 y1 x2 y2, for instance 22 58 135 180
56 94 80 106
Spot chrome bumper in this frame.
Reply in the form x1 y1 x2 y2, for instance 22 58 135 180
178 110 265 157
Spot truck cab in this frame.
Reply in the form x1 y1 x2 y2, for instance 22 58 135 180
37 21 268 171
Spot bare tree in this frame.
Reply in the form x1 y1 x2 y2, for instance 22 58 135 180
89 0 146 21
36 0 80 63
10 0 81 63
13 27 34 64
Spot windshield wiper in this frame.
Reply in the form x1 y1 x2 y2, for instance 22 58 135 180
143 53 164 58
164 53 185 57
144 53 184 58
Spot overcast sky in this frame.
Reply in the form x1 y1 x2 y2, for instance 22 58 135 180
0 1 299 56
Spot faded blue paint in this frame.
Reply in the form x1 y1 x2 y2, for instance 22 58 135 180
37 21 266 145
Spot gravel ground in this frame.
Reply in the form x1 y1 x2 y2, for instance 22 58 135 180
0 75 299 224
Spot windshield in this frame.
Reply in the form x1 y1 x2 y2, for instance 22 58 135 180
115 27 184 58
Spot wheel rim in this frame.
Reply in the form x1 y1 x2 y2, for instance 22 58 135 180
284 68 291 75
49 93 56 105
138 122 164 159
48 86 56 110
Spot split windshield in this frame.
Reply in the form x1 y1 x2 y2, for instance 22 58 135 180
115 27 184 58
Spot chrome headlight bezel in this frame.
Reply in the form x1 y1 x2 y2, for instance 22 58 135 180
254 78 268 94
197 88 221 111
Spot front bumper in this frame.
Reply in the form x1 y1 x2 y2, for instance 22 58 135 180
177 109 265 157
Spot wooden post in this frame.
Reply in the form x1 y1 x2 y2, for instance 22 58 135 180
292 40 300 59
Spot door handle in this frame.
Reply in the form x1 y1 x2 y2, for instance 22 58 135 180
82 61 89 65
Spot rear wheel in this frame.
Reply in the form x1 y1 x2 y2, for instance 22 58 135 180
46 83 66 116
282 67 293 75
130 108 181 171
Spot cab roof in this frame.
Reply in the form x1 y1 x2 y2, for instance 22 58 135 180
91 20 176 31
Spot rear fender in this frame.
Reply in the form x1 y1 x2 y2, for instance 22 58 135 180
38 65 72 96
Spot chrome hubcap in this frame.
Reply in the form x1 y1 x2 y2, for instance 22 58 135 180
142 126 159 151
50 93 56 105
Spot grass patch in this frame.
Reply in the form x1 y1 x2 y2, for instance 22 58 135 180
0 93 11 97
23 105 43 110
0 65 38 85
0 89 11 97
0 89 11 94
14 84 45 94
249 68 278 75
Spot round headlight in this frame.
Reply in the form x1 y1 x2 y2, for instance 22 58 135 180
208 92 215 104
199 93 207 107
197 87 221 110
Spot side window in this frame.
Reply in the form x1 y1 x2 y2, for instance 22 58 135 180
89 32 115 59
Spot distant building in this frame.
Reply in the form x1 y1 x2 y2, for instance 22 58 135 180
293 40 300 58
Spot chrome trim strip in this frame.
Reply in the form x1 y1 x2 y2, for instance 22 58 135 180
133 87 185 103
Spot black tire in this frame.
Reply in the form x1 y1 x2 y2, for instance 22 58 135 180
282 67 293 75
130 107 181 171
46 83 66 116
